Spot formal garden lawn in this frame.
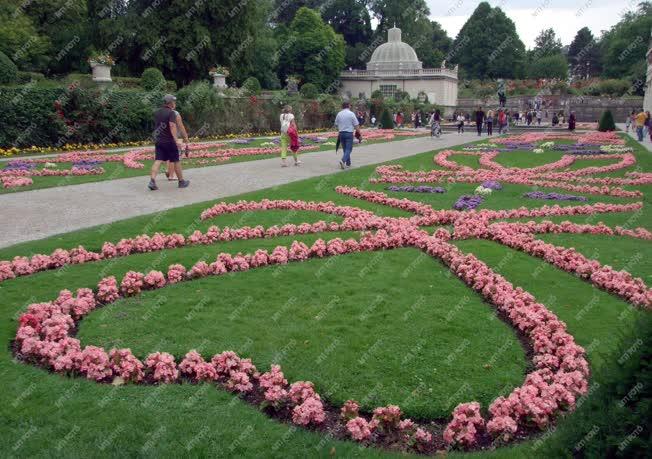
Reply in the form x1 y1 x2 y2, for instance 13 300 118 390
1 131 649 457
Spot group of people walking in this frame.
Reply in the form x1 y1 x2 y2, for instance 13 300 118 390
454 107 511 136
147 96 365 191
625 110 652 142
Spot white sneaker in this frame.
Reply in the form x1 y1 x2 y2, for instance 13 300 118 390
339 160 345 169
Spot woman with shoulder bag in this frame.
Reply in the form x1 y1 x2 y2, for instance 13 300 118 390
279 105 300 167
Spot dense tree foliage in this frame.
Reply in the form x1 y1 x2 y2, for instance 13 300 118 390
449 2 526 79
599 1 652 92
567 27 602 78
1 0 650 92
277 7 345 91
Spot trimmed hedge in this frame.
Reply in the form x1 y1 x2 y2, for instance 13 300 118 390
141 68 166 91
598 110 616 132
1 83 338 148
0 86 159 148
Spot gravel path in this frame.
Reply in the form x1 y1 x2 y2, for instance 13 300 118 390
0 132 479 248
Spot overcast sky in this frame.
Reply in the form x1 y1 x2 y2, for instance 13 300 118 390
425 0 642 49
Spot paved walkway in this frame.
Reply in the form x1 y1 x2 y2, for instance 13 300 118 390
0 132 480 248
616 123 652 152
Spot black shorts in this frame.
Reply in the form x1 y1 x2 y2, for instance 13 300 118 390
155 142 180 162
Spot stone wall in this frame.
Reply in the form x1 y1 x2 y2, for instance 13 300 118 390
457 95 643 122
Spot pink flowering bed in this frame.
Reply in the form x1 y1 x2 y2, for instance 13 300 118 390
4 130 651 455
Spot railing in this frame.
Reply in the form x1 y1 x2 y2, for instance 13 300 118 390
340 68 458 78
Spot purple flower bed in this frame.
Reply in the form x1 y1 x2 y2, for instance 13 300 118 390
231 139 252 144
481 180 502 190
523 191 588 202
72 160 103 169
4 160 37 171
386 185 446 193
552 144 609 155
453 195 484 210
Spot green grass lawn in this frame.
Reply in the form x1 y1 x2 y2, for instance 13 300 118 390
0 133 649 457
0 133 427 195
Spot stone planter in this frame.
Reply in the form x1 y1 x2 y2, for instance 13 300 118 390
210 73 227 89
90 62 112 83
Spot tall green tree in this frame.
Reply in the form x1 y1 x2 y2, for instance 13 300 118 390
449 2 526 79
527 54 568 79
532 28 562 57
420 21 452 68
109 0 260 85
272 0 318 25
0 1 51 71
278 7 345 90
320 0 373 69
23 0 91 75
567 27 601 78
600 1 652 87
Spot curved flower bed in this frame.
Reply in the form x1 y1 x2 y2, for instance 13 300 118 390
12 223 595 453
386 185 446 193
523 192 588 202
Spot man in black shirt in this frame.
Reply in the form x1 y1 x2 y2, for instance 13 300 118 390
475 106 485 136
148 94 190 190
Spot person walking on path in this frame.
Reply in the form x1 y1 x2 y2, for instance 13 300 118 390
165 110 190 181
486 109 494 136
279 105 300 167
335 101 361 170
568 111 576 132
497 109 506 134
635 109 647 141
148 94 189 190
456 113 465 134
625 112 632 132
645 111 651 140
475 106 485 136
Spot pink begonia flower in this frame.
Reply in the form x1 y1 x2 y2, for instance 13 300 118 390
167 264 187 284
120 271 144 296
144 352 179 383
109 348 144 382
340 399 360 419
143 270 166 289
179 350 219 381
347 417 373 441
96 276 120 304
292 396 326 426
79 345 113 381
288 381 317 405
372 405 402 431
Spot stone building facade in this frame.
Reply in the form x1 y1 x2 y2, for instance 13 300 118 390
339 27 458 111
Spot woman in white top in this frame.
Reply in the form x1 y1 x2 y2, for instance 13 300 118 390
279 105 299 167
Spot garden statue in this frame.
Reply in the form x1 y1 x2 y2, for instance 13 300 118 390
497 79 506 107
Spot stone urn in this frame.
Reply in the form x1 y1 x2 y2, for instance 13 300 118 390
90 62 112 83
210 72 227 89
287 79 299 95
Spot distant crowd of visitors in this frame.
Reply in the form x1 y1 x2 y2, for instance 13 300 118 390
625 110 652 142
451 107 577 136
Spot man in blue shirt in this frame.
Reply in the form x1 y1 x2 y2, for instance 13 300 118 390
334 102 361 169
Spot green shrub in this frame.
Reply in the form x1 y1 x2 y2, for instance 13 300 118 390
371 89 383 100
242 76 261 95
380 109 393 129
140 68 166 91
300 82 319 99
16 72 45 84
598 110 616 131
0 51 18 85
